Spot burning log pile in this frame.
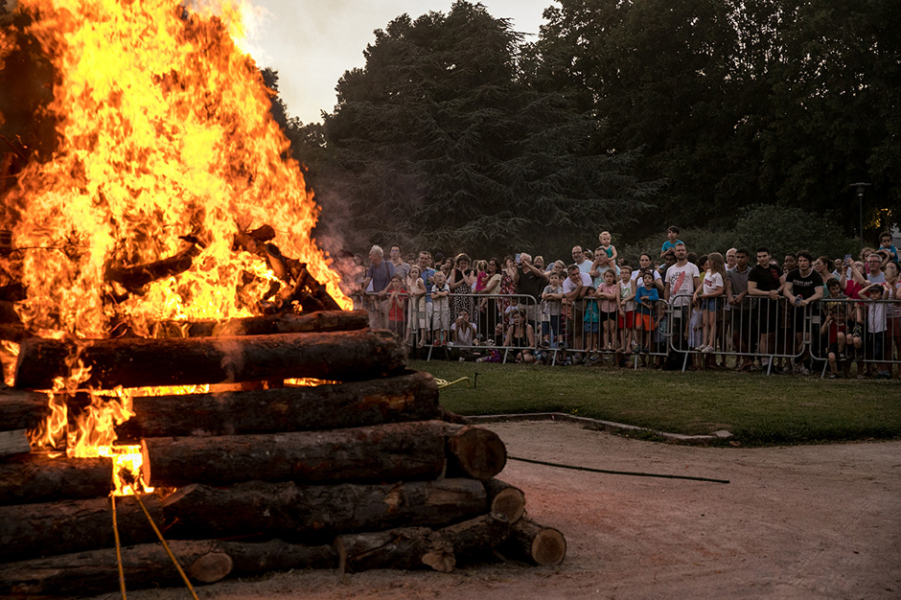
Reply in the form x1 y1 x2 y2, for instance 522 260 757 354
0 310 565 596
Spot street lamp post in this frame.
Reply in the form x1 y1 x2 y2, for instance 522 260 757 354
850 183 872 252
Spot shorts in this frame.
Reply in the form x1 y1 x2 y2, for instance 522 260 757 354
790 306 807 334
600 310 617 323
702 297 723 312
431 302 450 330
585 322 599 333
637 313 656 331
618 311 635 329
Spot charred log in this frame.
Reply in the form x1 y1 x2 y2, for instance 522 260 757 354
0 389 49 431
147 309 367 339
335 527 455 574
116 370 439 441
161 478 487 542
0 538 337 596
0 455 111 506
0 495 161 562
141 420 447 488
105 244 200 294
15 328 405 389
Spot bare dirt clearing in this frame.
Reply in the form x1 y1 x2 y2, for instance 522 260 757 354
98 421 901 600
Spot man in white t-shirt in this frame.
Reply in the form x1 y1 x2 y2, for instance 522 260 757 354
563 264 592 349
664 243 700 351
571 246 592 275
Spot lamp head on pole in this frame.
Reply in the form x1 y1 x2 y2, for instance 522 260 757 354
850 182 872 199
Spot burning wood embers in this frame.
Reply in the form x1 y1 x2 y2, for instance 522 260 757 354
0 310 565 596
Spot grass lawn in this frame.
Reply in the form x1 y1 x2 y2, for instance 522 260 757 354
410 360 901 446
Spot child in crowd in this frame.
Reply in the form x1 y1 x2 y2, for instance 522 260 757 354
688 255 707 354
660 225 683 257
861 283 890 378
618 264 637 352
878 231 899 264
406 265 426 347
820 278 849 378
430 271 451 346
598 231 618 265
636 270 659 354
541 271 564 347
473 260 488 293
596 269 619 351
450 309 480 361
584 283 601 354
386 274 407 338
694 252 725 353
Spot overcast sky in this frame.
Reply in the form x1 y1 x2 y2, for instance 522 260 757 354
245 1 552 124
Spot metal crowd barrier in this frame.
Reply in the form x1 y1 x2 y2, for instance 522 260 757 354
808 297 900 378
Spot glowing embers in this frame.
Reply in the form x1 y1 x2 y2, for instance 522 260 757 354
101 444 153 496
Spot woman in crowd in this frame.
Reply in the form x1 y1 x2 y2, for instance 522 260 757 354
504 308 535 363
477 257 504 337
449 253 476 322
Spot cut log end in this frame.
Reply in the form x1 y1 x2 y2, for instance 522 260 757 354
485 480 526 524
502 517 566 566
446 425 507 481
188 552 233 583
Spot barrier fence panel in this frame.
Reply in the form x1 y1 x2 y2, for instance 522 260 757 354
354 288 900 378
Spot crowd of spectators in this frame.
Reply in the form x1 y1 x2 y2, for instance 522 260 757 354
348 227 901 379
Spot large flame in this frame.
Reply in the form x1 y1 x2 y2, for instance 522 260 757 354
1 0 350 488
3 0 348 340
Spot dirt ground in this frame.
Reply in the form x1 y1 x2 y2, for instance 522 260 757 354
104 421 901 600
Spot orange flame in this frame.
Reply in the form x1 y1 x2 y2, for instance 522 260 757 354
3 0 350 486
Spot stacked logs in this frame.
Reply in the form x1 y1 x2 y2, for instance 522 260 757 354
0 310 565 596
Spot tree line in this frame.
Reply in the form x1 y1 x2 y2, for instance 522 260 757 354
268 0 899 260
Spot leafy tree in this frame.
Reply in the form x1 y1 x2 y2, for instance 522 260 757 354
309 1 659 258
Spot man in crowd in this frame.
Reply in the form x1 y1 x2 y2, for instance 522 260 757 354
361 245 395 329
747 246 784 372
514 252 546 330
726 248 753 370
389 244 410 279
572 246 592 275
782 250 824 375
664 243 700 352
563 264 592 350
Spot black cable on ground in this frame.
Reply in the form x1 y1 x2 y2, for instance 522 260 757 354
509 455 730 484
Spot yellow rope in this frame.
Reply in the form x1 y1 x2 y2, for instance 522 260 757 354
134 492 200 600
434 377 471 388
111 495 127 600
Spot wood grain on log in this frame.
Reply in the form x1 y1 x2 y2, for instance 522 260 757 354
161 478 487 542
0 428 30 458
142 420 447 488
335 527 455 574
0 455 111 506
0 389 49 431
116 370 439 440
484 479 526 524
0 495 161 562
148 309 368 339
439 512 511 557
0 538 336 596
499 517 566 566
445 425 507 481
15 328 405 390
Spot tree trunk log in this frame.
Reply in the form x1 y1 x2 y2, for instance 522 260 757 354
484 479 526 524
148 309 368 338
0 389 49 431
161 478 486 542
439 512 511 557
0 455 111 506
0 428 30 457
0 495 161 562
142 420 447 488
499 517 566 566
335 527 455 574
115 370 439 441
445 425 507 481
15 328 405 390
0 538 337 596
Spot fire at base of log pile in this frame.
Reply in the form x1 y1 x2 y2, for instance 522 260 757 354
0 310 566 597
